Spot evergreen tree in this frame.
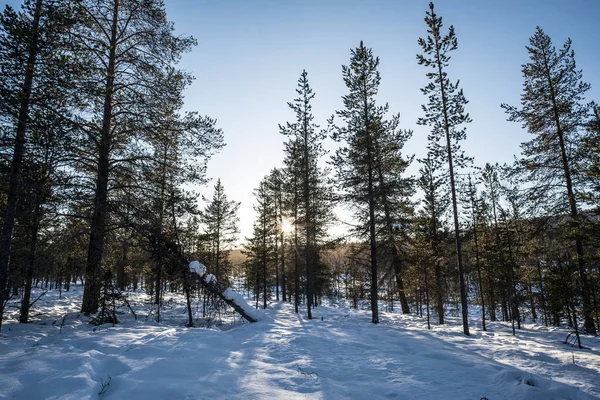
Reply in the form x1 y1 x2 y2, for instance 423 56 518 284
330 41 382 324
266 168 284 301
583 105 600 204
417 2 472 335
481 163 516 323
245 177 277 309
0 0 75 330
282 138 303 313
15 111 73 323
72 0 197 314
372 119 415 315
200 179 240 287
416 154 450 325
501 27 595 334
331 41 411 324
464 174 486 331
279 70 329 319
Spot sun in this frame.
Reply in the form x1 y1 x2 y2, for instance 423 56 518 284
281 218 294 234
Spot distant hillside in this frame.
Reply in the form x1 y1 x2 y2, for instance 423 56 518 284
229 249 247 267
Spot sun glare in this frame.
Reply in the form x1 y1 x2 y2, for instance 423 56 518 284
281 218 294 234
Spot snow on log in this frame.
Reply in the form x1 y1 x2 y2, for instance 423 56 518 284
189 261 206 277
188 260 259 323
223 288 265 321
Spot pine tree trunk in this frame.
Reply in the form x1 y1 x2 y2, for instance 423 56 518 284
488 270 497 321
435 261 444 325
473 237 486 331
428 186 445 325
0 0 44 331
501 297 509 322
446 136 469 334
393 263 410 314
528 279 537 322
19 197 42 323
81 0 120 315
469 177 486 331
116 237 128 291
280 230 286 302
375 156 410 314
536 261 548 326
262 213 267 310
303 116 313 319
504 219 520 330
424 263 431 330
363 98 378 324
544 57 595 335
434 34 469 335
274 228 279 301
293 174 300 314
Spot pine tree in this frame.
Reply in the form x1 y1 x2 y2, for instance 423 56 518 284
330 41 382 323
372 119 415 315
0 0 76 330
464 174 486 331
279 70 328 319
266 168 285 301
245 177 277 309
15 108 74 323
416 154 450 325
282 138 303 313
481 163 511 322
583 105 600 204
417 2 472 335
331 41 411 324
502 27 596 335
72 0 197 314
200 179 240 287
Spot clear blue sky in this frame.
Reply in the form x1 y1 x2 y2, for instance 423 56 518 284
165 0 599 241
5 0 598 242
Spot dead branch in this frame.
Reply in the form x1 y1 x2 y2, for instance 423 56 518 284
98 374 111 395
29 290 48 308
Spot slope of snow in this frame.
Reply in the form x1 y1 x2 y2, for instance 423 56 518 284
0 286 598 400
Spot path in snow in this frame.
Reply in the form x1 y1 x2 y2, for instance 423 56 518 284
0 292 599 399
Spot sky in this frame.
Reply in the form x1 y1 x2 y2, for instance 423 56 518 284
163 0 599 243
5 0 599 243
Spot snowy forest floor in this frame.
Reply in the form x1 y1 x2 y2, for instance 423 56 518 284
1 286 599 400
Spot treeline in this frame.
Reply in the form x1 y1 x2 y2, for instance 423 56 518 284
1 1 599 340
243 3 600 340
0 0 233 330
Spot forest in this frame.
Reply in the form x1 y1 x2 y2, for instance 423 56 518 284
1 0 599 355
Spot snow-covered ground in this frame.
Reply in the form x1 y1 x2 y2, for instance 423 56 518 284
1 286 599 400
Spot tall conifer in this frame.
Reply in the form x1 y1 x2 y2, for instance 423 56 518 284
417 2 472 335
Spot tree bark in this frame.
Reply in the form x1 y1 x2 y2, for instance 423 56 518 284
81 0 120 314
19 194 42 323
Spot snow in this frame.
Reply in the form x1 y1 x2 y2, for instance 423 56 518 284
1 286 599 400
205 273 216 283
188 260 205 276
